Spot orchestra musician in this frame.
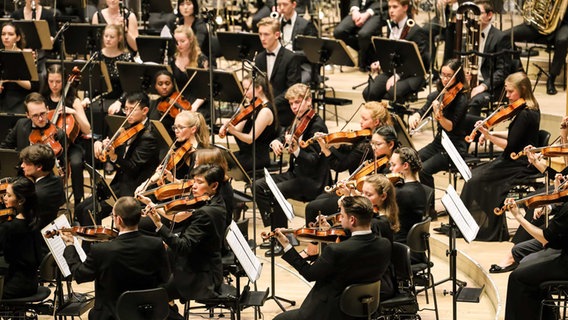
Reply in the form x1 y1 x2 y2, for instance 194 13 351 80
0 22 34 114
362 0 429 103
0 177 42 299
254 17 301 127
219 74 279 172
61 196 169 320
272 196 391 320
141 164 227 306
162 0 210 56
75 92 159 231
148 70 178 139
408 59 469 190
460 72 540 242
254 83 330 257
91 0 139 52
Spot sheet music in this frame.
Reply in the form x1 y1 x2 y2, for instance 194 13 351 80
226 221 262 282
264 168 295 221
441 131 472 182
42 215 87 277
441 184 480 243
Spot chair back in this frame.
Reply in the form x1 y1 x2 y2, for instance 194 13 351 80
538 130 551 147
391 242 413 283
406 218 431 254
339 280 381 319
116 287 169 320
422 184 435 218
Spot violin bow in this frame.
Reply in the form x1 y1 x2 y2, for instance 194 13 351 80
101 99 142 156
138 138 179 196
159 71 198 122
284 87 311 151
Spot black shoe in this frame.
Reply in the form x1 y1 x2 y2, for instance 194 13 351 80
547 76 558 95
259 241 271 249
264 244 283 257
489 262 518 273
104 162 115 175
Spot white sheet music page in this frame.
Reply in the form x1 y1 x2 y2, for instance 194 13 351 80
226 221 262 282
441 184 480 243
441 131 472 182
264 168 295 221
41 215 87 277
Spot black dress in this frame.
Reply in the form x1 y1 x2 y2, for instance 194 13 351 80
394 180 427 243
234 104 277 172
460 107 540 241
170 55 211 124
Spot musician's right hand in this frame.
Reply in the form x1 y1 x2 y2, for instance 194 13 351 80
370 61 380 75
270 140 284 156
107 100 122 115
408 113 420 130
533 206 547 220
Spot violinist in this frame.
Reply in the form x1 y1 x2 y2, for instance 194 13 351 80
75 92 159 230
61 196 169 320
254 83 330 257
460 72 540 242
162 0 210 56
141 164 227 308
0 177 42 299
149 70 183 139
219 74 279 172
408 59 469 190
271 196 391 320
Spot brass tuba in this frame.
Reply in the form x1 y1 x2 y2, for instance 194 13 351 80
454 2 481 88
522 0 568 35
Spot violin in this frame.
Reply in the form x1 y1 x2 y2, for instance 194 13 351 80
284 88 314 151
439 82 464 112
494 189 568 215
146 195 210 223
299 129 372 149
29 123 63 157
166 139 195 172
0 177 10 195
48 66 81 143
510 144 568 160
219 98 265 139
308 211 342 228
0 208 15 222
324 157 391 195
139 179 194 201
157 92 192 119
465 98 526 143
261 227 347 243
98 122 145 162
44 226 118 241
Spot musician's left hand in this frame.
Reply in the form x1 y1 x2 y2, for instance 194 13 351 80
274 228 290 247
504 198 520 217
60 232 74 246
288 137 299 153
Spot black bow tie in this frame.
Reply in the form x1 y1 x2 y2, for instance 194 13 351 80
282 19 291 26
391 22 399 29
266 52 275 56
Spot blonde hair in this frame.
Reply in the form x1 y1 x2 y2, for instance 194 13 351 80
363 101 393 127
103 24 126 52
284 83 310 101
174 25 202 67
256 17 280 33
364 174 400 232
177 111 210 148
505 72 539 111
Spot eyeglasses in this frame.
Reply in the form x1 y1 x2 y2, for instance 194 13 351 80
172 125 190 131
29 112 48 120
122 107 139 114
440 73 454 79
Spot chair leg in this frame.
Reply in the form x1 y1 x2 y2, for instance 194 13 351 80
429 272 440 320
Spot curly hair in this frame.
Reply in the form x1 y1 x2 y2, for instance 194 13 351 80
393 147 422 173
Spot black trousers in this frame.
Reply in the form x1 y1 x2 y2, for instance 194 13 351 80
333 14 383 68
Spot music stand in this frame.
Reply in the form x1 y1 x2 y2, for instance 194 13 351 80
135 36 175 64
116 61 172 95
45 59 111 95
391 113 416 150
371 37 426 102
0 113 25 142
13 20 53 50
0 148 20 178
62 23 105 56
146 0 174 12
216 31 264 61
83 163 117 206
0 50 38 81
105 115 172 153
186 67 244 103
214 144 251 185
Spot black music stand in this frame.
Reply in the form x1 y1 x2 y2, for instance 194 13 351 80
62 23 105 56
116 61 172 95
45 59 111 95
214 144 251 185
371 37 426 102
0 113 25 141
0 148 20 178
216 31 263 61
13 20 53 50
135 36 175 64
83 163 117 206
0 50 38 81
186 68 244 103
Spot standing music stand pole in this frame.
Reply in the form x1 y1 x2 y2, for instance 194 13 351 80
262 168 296 312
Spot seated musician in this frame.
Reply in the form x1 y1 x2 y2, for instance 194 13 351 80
0 22 34 114
219 74 279 172
61 196 169 320
148 70 188 140
0 177 42 299
272 196 392 320
42 64 92 207
91 0 139 52
460 72 540 242
254 17 301 127
467 0 514 116
141 164 227 306
408 59 469 190
254 83 330 257
362 0 429 104
162 0 210 56
75 92 159 231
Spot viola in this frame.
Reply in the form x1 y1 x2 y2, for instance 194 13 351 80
98 122 145 162
510 144 568 160
166 139 195 172
261 227 347 243
157 92 192 119
153 180 194 201
299 128 372 149
219 98 265 139
44 226 118 241
465 98 526 143
48 66 81 143
324 157 390 195
29 123 63 157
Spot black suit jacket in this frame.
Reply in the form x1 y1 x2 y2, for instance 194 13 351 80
255 47 301 126
290 16 318 51
157 194 227 299
0 118 65 152
34 173 65 230
64 231 170 320
479 26 510 94
282 233 391 320
110 121 160 197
